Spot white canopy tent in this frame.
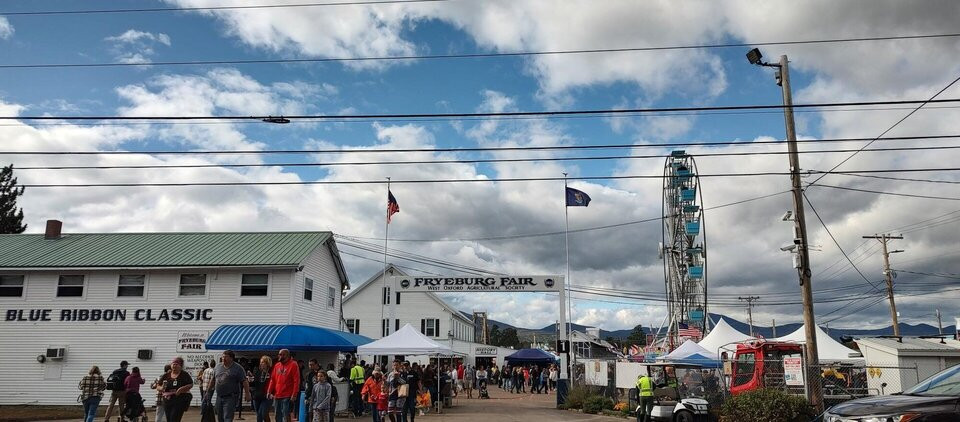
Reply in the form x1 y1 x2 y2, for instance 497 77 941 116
698 318 755 358
774 324 863 363
357 323 454 355
660 339 719 361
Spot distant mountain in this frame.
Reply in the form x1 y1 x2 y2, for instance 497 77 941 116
474 311 955 343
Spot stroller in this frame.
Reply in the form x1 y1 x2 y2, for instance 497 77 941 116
122 391 148 422
478 379 490 399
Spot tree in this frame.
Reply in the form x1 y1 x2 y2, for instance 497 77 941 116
626 324 646 346
499 327 522 349
489 324 501 346
0 165 26 234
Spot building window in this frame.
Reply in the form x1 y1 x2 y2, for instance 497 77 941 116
57 275 84 297
327 286 336 307
382 319 390 337
0 275 24 297
395 319 400 332
382 286 391 305
178 274 206 296
304 278 314 301
346 319 360 334
421 319 439 337
396 291 400 305
117 275 145 297
241 274 269 296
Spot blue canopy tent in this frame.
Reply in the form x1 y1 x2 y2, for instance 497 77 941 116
206 324 371 352
666 352 722 368
504 348 558 364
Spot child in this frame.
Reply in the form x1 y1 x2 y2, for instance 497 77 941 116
377 379 389 422
311 371 331 422
415 382 431 416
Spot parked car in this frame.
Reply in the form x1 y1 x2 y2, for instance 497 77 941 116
824 363 960 421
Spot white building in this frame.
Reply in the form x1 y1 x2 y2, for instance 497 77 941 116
343 264 515 366
0 221 361 405
855 337 960 394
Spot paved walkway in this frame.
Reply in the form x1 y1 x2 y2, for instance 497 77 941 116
33 387 621 422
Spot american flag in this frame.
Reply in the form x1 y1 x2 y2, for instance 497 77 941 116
387 190 400 223
678 323 702 339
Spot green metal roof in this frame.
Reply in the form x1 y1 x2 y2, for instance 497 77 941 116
0 232 333 269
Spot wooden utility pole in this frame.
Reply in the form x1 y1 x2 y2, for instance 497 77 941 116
862 234 904 336
937 309 943 336
749 51 822 411
739 296 760 337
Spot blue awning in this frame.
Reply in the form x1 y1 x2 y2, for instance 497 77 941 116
206 324 372 352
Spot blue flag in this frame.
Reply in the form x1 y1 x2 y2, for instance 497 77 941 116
565 187 591 207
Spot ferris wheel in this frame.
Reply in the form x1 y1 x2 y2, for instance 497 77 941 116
659 150 708 349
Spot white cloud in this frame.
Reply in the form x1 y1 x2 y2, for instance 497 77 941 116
0 17 13 40
104 29 173 64
105 29 172 46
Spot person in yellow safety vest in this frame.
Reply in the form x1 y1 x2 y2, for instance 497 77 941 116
636 374 654 422
349 361 366 417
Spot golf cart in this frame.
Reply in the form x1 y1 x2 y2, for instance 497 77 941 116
641 363 715 422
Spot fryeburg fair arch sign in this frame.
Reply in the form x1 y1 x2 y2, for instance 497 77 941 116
389 274 572 382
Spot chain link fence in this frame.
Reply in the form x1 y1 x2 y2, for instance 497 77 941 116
725 358 921 406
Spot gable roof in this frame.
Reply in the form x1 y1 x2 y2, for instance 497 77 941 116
344 264 473 325
0 231 336 270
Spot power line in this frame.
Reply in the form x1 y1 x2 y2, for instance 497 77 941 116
808 74 960 186
12 146 960 170
6 104 960 127
6 98 960 121
0 0 451 16
803 193 884 292
811 184 960 201
829 172 960 184
3 133 958 156
2 31 959 68
13 166 960 188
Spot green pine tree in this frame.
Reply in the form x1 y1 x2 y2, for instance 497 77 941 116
0 165 26 234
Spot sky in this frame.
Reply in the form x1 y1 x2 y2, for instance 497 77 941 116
0 0 958 332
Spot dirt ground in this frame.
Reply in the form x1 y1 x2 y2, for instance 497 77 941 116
0 405 101 422
17 386 623 422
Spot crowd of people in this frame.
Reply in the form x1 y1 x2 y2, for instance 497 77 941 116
78 354 560 422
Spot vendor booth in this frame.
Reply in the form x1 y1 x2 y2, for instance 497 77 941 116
657 340 721 368
504 348 558 365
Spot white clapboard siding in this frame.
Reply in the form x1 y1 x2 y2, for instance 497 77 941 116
0 268 298 405
342 267 475 342
290 244 343 328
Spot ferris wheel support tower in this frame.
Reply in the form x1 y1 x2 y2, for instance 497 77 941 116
660 150 708 350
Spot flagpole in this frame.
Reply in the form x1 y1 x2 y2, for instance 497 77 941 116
381 177 391 338
563 173 574 369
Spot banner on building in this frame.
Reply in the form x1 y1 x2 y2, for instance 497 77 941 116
178 331 209 353
390 275 563 292
474 346 498 357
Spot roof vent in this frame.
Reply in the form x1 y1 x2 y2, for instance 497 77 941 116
44 220 62 239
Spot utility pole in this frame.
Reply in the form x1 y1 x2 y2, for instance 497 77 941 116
772 319 777 338
739 296 760 337
937 309 944 336
863 234 904 336
747 49 822 412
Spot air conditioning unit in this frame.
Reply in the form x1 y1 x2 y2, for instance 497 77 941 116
137 349 153 360
46 347 66 360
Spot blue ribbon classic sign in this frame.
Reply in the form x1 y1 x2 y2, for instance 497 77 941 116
390 275 563 292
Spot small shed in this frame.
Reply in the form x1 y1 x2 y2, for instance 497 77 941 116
855 337 960 394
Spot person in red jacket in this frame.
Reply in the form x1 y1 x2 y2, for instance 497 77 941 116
267 349 300 422
361 370 383 422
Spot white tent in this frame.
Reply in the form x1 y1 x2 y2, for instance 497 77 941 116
774 324 863 363
659 339 719 360
357 323 454 355
698 318 754 357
